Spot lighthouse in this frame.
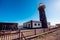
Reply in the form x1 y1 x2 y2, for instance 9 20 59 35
38 3 48 28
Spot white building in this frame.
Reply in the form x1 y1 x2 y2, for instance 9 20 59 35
23 20 50 29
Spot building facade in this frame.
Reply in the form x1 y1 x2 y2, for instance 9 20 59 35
56 24 60 28
23 20 50 29
0 22 18 30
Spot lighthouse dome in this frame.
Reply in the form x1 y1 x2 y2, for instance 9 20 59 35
38 3 46 9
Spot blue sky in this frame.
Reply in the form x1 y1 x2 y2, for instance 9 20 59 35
0 0 60 25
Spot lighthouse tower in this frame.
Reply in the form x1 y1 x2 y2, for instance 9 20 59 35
38 3 48 28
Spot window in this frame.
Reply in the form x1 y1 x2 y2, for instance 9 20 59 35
38 24 40 26
34 23 37 26
28 24 30 27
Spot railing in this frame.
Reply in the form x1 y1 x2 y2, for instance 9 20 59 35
0 29 43 40
25 28 60 40
0 28 60 40
0 30 20 40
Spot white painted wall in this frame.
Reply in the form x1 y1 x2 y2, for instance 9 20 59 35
23 21 51 28
32 22 42 28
